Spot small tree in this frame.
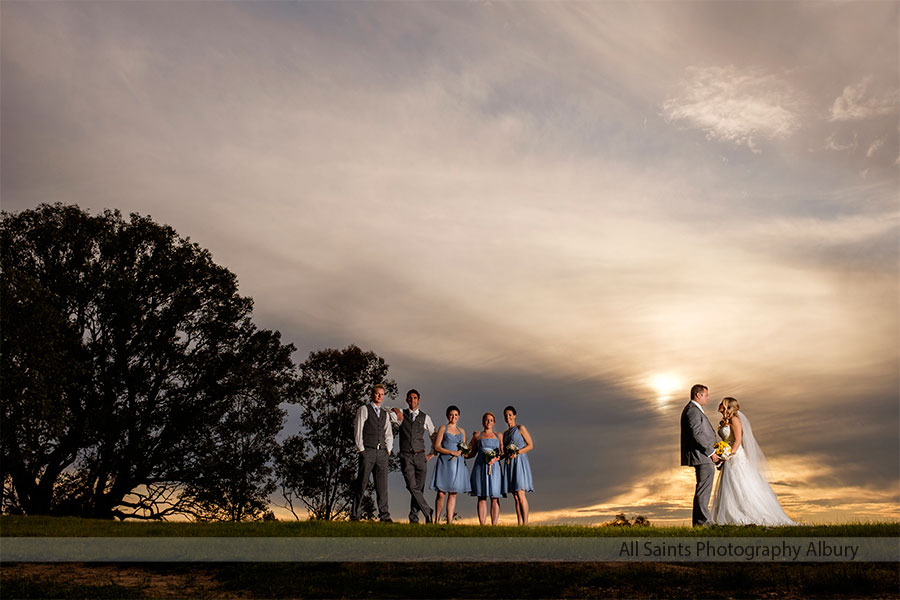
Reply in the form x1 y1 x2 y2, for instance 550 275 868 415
612 513 631 527
633 515 651 527
276 345 397 520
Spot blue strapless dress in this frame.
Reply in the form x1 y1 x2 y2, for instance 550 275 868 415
504 425 533 493
469 436 505 498
430 431 471 493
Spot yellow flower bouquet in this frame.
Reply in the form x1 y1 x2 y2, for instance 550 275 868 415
715 440 732 460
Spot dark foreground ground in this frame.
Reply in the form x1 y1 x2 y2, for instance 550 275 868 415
2 561 899 599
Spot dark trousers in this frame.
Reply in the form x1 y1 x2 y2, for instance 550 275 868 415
692 463 715 526
351 447 390 520
399 452 431 521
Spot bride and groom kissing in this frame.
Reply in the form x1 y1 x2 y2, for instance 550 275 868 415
681 384 795 527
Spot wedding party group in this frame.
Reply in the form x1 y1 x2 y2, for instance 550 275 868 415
681 384 797 527
350 384 534 525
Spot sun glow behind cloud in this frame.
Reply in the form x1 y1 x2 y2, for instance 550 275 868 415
642 373 683 413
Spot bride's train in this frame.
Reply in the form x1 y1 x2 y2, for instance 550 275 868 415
711 410 796 526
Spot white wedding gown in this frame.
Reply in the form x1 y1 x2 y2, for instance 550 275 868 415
711 411 796 526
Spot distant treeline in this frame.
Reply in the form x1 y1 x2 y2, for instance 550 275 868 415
1 203 395 521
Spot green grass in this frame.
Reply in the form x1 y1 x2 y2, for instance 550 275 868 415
2 515 898 537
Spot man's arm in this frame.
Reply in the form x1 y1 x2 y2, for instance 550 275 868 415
424 414 436 441
354 406 366 453
383 410 394 453
424 414 437 459
687 406 716 457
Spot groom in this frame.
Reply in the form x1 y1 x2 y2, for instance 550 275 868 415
680 384 721 527
389 389 436 524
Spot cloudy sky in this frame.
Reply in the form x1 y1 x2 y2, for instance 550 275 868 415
2 1 898 525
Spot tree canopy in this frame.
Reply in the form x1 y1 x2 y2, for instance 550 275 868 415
1 204 295 519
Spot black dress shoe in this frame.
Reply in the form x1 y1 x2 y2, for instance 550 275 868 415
349 516 360 522
380 517 393 523
424 509 434 524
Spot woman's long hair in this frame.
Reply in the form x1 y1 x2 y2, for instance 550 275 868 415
719 397 740 427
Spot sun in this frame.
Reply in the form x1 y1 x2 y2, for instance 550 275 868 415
648 373 682 406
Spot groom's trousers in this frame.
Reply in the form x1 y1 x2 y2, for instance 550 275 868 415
692 463 715 526
399 451 431 522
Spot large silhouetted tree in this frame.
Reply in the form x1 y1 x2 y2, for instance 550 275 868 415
276 345 397 520
1 203 295 519
175 327 292 522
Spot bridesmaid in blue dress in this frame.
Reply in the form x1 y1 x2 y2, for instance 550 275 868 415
468 412 505 525
430 405 471 524
502 405 534 525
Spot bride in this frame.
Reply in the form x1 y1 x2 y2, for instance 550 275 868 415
711 397 796 526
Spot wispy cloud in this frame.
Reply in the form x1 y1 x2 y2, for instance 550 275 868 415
867 138 885 158
824 131 859 153
662 66 803 152
830 77 899 121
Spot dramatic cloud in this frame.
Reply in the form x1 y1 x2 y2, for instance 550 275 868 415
2 1 897 524
662 66 803 152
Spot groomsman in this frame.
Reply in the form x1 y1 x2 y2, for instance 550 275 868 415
680 384 721 526
351 384 393 522
390 389 436 523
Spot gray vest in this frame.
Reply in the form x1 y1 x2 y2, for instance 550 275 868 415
362 404 387 449
399 409 427 453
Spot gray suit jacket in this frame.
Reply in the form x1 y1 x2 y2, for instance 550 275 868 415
680 401 716 466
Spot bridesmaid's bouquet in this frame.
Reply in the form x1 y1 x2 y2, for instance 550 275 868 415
504 443 519 461
715 441 732 460
453 441 470 461
483 448 499 474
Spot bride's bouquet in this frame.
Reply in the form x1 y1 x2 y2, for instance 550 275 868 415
504 443 519 461
483 448 499 474
715 440 732 460
452 440 470 461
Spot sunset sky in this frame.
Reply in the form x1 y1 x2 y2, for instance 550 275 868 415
2 1 898 525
